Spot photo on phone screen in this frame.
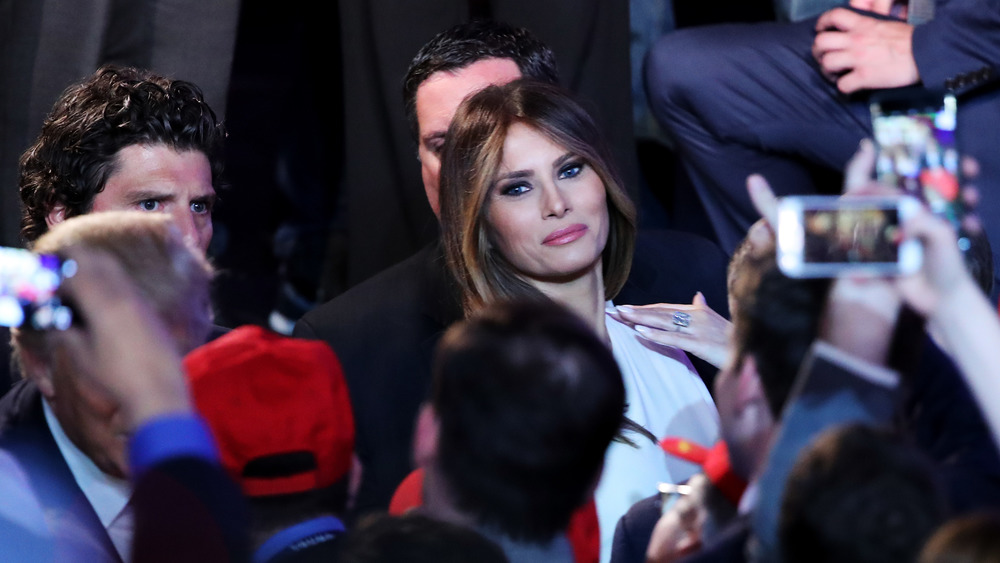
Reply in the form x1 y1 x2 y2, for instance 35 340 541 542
777 195 922 278
0 247 74 330
870 90 964 234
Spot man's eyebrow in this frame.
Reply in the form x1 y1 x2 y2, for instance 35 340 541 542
124 189 175 202
192 192 217 203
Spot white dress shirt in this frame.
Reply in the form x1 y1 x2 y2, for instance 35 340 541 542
43 400 133 562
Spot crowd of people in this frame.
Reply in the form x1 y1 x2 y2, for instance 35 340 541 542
1 1 1000 562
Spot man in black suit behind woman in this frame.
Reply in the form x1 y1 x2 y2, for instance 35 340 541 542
294 19 731 519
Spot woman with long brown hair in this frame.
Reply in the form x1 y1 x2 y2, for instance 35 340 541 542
438 78 719 560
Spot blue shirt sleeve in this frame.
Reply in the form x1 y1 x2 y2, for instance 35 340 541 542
128 414 220 480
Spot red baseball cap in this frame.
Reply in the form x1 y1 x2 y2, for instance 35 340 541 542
184 325 354 497
659 438 747 506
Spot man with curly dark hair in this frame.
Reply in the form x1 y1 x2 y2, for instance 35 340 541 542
18 65 225 253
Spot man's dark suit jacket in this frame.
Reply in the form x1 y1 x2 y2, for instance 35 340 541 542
645 0 1000 289
0 379 122 561
0 379 249 563
611 493 661 563
294 229 731 518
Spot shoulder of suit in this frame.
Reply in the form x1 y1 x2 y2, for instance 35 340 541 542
296 247 438 335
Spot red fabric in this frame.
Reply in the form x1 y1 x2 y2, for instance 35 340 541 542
566 498 600 563
388 469 600 563
185 325 355 497
389 468 425 515
701 441 748 506
660 437 748 507
658 437 710 465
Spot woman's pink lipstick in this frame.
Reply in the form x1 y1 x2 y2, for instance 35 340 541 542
543 224 588 245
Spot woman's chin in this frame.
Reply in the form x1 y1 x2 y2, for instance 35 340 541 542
517 257 604 288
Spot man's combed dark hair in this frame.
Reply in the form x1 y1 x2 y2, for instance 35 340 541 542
431 299 625 543
402 19 558 141
338 513 509 563
18 65 225 244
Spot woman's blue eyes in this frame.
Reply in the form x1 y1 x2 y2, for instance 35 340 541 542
501 182 531 196
499 162 586 196
559 162 584 179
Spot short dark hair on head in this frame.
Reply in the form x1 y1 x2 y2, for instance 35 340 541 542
402 19 558 141
919 510 1000 563
431 299 625 542
338 513 509 563
781 424 947 563
730 263 831 417
19 64 225 244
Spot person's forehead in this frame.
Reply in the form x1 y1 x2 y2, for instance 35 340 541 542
101 145 213 198
415 57 523 134
109 144 209 175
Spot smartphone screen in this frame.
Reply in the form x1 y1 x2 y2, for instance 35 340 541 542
777 196 922 278
871 90 964 233
0 247 74 329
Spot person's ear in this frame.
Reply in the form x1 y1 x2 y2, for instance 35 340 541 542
18 344 55 399
413 403 440 468
735 355 764 407
46 205 67 229
346 454 363 513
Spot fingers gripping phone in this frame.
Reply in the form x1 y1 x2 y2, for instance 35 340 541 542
871 90 966 244
777 195 922 278
0 247 76 330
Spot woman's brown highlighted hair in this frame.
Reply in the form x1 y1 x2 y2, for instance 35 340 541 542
439 79 636 315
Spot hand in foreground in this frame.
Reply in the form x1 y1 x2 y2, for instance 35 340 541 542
896 207 981 319
57 246 191 429
646 474 716 563
609 293 731 369
813 8 918 94
838 138 983 318
749 140 904 362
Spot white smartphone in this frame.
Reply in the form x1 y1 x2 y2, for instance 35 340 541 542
776 195 922 278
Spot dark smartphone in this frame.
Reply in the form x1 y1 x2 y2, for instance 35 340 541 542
0 247 75 330
870 89 967 246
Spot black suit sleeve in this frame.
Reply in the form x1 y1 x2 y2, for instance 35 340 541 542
898 336 1000 513
131 456 249 563
911 0 1000 92
611 494 662 563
